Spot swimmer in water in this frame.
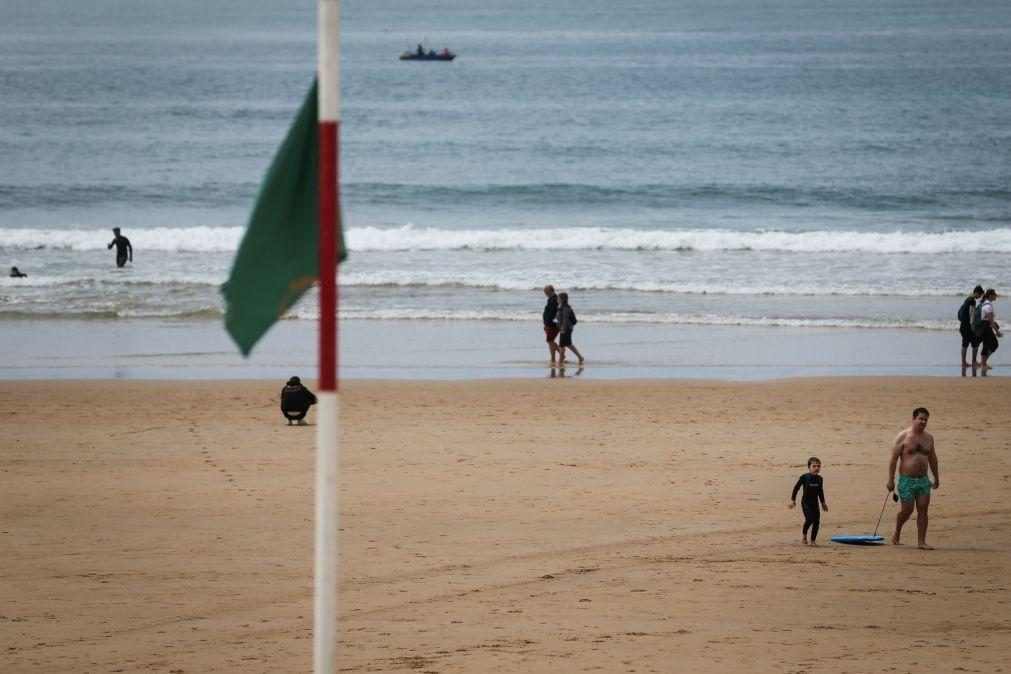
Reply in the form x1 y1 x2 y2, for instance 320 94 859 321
107 227 133 268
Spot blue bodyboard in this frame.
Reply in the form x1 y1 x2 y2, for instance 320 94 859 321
830 535 884 545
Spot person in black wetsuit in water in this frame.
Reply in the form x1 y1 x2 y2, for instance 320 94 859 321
789 456 828 546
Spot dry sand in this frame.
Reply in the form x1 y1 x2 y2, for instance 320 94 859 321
2 377 1009 673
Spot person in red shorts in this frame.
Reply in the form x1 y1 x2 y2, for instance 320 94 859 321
542 284 559 364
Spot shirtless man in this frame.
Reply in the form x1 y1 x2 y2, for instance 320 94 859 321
886 407 940 549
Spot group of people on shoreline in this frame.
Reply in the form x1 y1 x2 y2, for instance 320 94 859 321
789 406 940 549
958 285 1001 375
541 285 585 367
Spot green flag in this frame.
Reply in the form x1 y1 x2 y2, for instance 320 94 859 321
222 80 346 356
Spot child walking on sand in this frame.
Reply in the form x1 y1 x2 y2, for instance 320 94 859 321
789 457 828 545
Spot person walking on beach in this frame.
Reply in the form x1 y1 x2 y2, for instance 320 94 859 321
542 285 560 364
978 288 1001 373
556 292 584 365
107 227 132 268
280 376 317 425
789 457 828 546
959 285 984 369
886 407 939 550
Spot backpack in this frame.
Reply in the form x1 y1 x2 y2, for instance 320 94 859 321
971 301 986 334
570 309 577 326
957 297 973 323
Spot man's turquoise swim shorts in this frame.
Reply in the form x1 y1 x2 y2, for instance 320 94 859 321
897 474 932 502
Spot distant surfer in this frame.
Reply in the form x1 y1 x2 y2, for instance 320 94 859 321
107 227 132 267
9 266 27 278
886 407 940 549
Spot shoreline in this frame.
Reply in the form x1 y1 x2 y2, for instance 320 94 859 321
0 316 1000 381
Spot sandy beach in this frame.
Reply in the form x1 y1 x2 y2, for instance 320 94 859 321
2 377 1010 673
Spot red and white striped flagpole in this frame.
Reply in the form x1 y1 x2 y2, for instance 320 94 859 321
315 0 340 672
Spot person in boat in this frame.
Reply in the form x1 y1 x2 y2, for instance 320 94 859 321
441 47 451 57
428 49 436 56
416 44 424 56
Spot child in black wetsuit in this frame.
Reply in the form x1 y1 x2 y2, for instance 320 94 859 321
789 457 828 546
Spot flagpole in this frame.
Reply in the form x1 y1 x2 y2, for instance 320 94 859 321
315 0 340 672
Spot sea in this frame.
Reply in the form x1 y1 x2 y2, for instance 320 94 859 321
1 0 1009 379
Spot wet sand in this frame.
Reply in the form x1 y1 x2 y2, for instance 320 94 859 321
0 317 994 380
2 377 1009 672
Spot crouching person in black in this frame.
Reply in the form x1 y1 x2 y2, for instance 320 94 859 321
281 376 317 425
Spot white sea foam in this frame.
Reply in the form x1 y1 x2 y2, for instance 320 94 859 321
0 226 244 252
337 271 965 297
8 299 951 329
0 269 967 297
3 225 1011 254
348 225 1011 254
0 271 225 287
286 306 951 331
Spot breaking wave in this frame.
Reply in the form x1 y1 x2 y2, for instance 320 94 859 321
3 225 1011 254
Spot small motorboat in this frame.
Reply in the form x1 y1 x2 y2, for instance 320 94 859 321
400 45 456 61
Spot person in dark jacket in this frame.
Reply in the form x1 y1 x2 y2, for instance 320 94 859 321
542 284 559 364
959 285 984 369
556 292 585 365
9 266 27 278
280 376 317 425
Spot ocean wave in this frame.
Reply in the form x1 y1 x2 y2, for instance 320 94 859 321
292 307 953 331
0 183 253 209
0 303 952 330
0 308 224 320
0 226 245 252
346 225 1011 254
0 273 225 288
343 182 1011 211
0 270 968 297
4 180 1007 212
4 224 1011 255
337 272 966 297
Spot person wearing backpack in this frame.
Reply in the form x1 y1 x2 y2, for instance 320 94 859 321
556 292 585 366
979 288 1002 372
959 285 984 369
